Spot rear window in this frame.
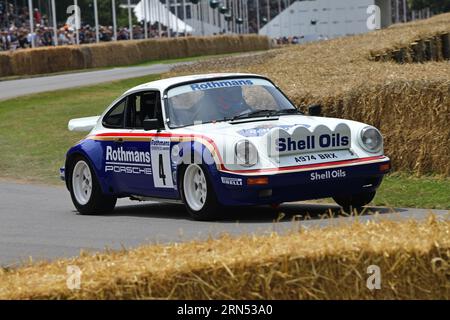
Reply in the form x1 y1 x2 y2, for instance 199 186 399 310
103 99 126 128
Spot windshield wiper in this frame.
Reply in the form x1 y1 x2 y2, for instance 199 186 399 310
231 109 279 121
230 108 302 121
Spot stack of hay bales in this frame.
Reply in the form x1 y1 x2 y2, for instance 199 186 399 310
373 32 450 63
168 13 450 176
0 35 270 77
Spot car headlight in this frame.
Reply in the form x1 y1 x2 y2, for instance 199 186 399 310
235 140 258 167
360 126 383 153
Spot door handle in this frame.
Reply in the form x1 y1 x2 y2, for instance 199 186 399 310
114 138 124 144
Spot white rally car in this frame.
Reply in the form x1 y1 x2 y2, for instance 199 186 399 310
61 73 390 220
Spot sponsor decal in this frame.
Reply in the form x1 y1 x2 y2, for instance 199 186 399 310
150 139 171 149
221 177 243 186
310 169 347 181
150 138 174 188
106 146 150 163
105 146 152 175
190 79 254 91
105 165 152 175
268 123 352 156
277 134 349 152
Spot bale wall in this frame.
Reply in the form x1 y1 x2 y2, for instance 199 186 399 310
0 35 269 77
0 218 448 299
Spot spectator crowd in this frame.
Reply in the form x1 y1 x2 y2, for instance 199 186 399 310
0 0 304 52
0 2 174 52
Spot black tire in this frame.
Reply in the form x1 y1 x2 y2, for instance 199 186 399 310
333 191 376 213
179 164 222 221
68 155 117 215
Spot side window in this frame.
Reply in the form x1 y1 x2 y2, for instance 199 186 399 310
103 99 126 128
126 91 163 129
125 94 141 128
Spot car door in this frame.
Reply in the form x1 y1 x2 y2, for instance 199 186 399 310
121 90 177 198
101 96 135 194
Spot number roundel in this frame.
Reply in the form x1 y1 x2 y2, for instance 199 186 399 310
150 138 174 188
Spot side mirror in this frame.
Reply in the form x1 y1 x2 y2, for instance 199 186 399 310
143 118 160 131
308 104 322 116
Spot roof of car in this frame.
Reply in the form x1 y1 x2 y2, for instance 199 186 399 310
124 73 267 94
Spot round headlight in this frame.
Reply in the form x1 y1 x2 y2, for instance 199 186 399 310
360 127 383 153
235 140 258 167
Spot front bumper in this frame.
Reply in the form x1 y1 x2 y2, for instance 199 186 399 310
60 167 65 181
212 156 390 206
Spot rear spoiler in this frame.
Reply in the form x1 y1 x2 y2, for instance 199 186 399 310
68 116 100 132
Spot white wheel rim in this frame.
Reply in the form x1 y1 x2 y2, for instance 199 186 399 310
183 164 207 211
72 160 93 205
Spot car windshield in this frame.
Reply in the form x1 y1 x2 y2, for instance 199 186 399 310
165 78 298 128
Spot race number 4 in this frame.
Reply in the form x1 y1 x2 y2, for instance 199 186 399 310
151 138 174 188
158 154 167 185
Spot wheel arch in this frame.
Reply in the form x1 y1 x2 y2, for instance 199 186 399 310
174 142 222 197
65 150 91 190
65 148 108 194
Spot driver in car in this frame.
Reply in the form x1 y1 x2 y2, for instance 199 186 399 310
192 85 253 123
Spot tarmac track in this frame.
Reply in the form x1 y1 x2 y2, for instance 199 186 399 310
0 63 183 101
0 181 447 267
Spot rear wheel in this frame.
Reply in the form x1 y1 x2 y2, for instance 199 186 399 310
180 164 221 221
69 156 116 215
333 191 376 213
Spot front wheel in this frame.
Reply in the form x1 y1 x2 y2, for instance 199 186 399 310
333 191 376 213
69 156 117 215
180 164 221 221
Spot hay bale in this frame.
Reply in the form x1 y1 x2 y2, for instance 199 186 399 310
411 41 425 62
9 49 32 75
8 46 86 76
86 41 142 68
441 32 450 59
185 37 204 57
2 35 269 76
136 39 162 61
0 219 448 300
434 35 444 60
424 39 432 60
424 38 439 61
380 52 390 61
46 46 85 73
0 52 12 77
79 46 93 68
393 49 404 63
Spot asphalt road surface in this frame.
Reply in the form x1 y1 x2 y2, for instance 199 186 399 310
0 181 448 267
0 63 184 101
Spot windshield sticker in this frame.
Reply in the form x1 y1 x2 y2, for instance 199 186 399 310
238 124 311 137
167 78 274 97
191 80 254 91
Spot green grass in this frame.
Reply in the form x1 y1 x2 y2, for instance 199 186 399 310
0 74 448 209
374 174 450 210
0 74 160 183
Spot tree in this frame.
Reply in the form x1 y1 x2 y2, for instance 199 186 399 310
54 0 137 28
408 0 450 13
